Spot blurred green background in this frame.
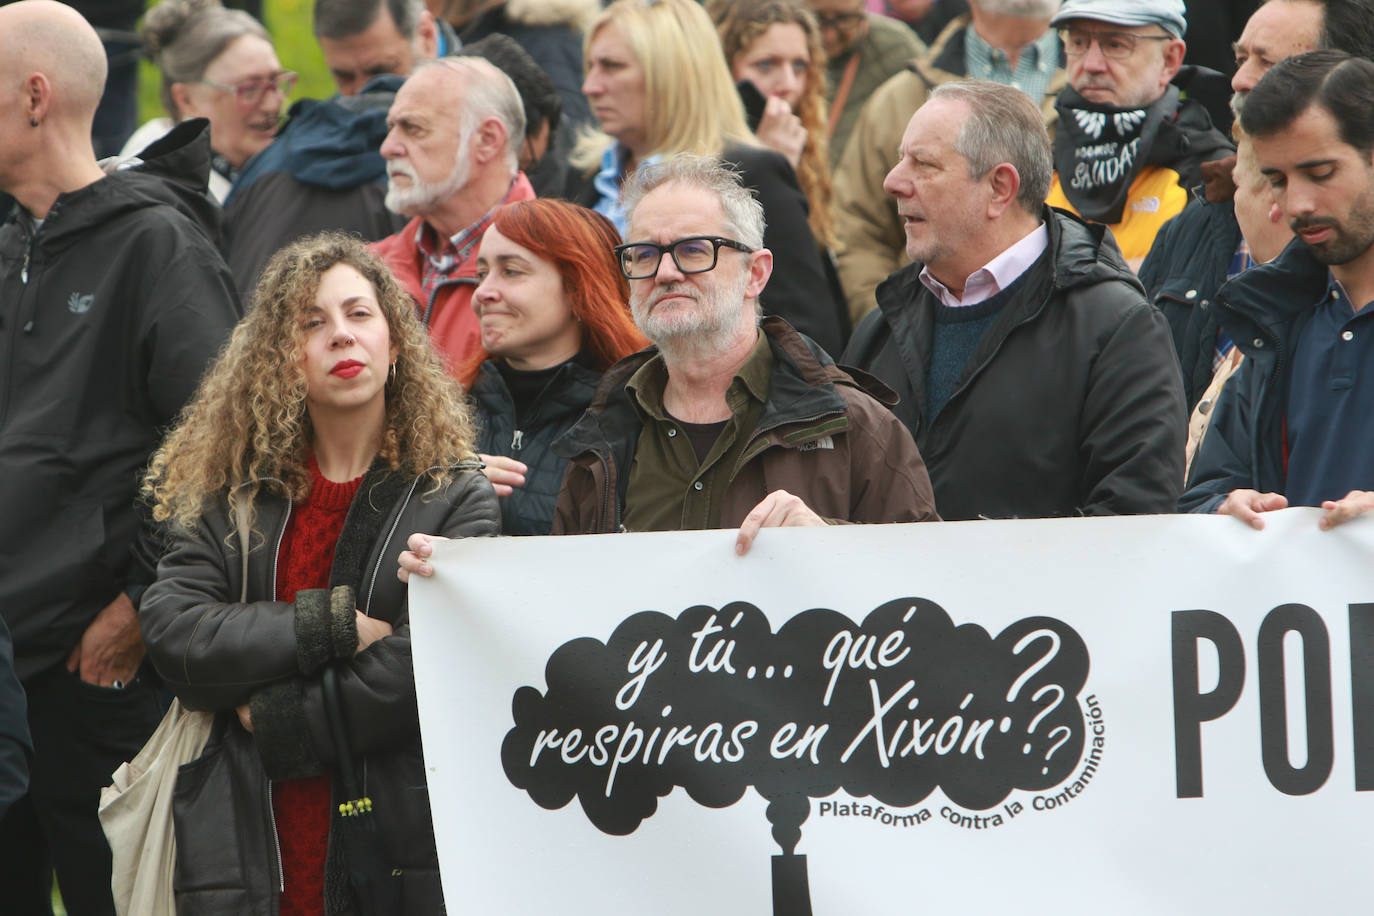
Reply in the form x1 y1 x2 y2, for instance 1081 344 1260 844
136 0 335 124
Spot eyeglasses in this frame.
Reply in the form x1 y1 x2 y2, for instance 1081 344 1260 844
614 236 755 279
200 70 298 108
814 11 865 29
1058 28 1172 61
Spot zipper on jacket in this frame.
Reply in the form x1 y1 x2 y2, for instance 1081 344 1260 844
266 780 284 893
511 429 524 451
599 453 618 532
20 248 29 285
271 502 291 599
364 476 422 613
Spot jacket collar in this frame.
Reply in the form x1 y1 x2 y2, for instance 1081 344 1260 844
1217 236 1331 348
553 317 870 462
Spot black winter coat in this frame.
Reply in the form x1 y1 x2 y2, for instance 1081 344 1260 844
223 77 407 298
141 463 500 914
0 119 241 680
843 208 1187 520
471 357 601 536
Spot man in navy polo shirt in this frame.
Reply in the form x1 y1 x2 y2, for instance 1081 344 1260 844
1179 49 1374 528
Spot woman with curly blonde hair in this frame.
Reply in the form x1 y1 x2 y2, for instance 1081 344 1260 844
709 0 836 250
141 232 498 914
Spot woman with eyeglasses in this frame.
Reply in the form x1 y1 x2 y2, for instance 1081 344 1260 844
128 0 293 200
140 232 498 913
458 199 647 536
570 0 850 357
709 0 837 259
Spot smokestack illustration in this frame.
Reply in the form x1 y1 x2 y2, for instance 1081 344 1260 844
768 796 812 915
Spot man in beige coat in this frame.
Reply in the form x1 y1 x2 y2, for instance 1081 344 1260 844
833 0 1063 323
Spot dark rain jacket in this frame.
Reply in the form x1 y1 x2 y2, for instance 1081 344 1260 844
140 463 499 914
550 317 938 534
1138 196 1243 411
1178 239 1329 514
843 207 1187 521
471 357 602 536
0 119 241 680
222 76 407 298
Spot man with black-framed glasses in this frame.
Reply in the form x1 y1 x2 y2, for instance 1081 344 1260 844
1045 0 1233 270
551 154 939 549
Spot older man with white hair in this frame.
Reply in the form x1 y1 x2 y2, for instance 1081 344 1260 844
372 56 534 375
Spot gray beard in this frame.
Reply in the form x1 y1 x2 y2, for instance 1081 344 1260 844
385 134 472 217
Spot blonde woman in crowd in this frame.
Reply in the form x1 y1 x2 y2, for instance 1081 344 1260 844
570 0 849 354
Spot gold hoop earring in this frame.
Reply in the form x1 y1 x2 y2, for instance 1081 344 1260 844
388 361 397 383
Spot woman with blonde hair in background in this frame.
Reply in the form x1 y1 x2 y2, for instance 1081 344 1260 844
140 233 498 913
709 0 837 254
571 0 849 355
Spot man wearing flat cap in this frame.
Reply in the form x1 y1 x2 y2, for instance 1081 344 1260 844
1045 0 1233 269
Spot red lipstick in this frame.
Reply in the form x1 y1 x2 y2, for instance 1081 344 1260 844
331 359 364 378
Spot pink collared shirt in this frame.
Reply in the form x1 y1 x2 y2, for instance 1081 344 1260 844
919 223 1049 309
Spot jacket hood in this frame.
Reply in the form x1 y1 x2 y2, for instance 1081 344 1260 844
1046 205 1143 295
229 76 402 198
1148 71 1234 175
554 317 878 461
35 117 224 252
874 207 1141 310
504 0 600 31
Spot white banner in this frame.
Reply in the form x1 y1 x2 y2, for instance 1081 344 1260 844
410 509 1374 914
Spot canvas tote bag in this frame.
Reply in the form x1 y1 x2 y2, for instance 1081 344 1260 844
99 494 253 915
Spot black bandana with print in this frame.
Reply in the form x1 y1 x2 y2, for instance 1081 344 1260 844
1052 84 1181 224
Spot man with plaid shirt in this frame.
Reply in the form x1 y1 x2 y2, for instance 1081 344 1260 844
372 56 534 374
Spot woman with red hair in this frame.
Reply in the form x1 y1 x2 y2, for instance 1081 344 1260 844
461 199 647 535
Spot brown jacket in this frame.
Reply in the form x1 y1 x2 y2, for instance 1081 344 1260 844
833 16 1067 323
550 317 939 534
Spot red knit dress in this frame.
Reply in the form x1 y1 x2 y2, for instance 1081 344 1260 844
273 456 363 916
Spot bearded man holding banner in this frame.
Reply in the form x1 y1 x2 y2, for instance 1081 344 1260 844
400 153 938 579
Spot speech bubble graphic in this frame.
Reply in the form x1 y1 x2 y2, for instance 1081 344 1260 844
501 598 1090 910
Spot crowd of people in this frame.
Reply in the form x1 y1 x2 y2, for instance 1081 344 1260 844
2 0 1373 912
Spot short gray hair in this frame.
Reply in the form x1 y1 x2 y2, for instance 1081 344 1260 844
929 79 1052 214
417 57 526 173
142 0 270 119
622 153 766 250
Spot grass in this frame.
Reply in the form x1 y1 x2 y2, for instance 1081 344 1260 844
137 0 336 125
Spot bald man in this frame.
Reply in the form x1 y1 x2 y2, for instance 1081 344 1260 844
0 4 241 912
